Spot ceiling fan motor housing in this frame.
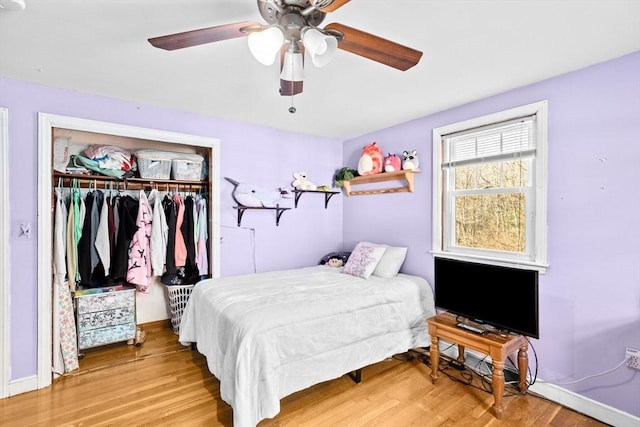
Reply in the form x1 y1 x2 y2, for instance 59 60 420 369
258 0 326 28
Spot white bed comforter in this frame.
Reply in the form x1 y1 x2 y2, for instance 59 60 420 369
179 265 435 427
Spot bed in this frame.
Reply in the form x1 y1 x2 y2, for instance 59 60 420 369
179 262 436 427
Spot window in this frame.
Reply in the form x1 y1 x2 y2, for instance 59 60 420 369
432 101 548 271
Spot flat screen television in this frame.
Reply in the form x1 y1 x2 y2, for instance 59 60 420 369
434 257 539 338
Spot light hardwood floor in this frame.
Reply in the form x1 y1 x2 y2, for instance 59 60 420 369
0 322 607 426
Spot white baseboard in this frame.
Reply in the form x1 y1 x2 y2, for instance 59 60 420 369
438 342 640 426
8 375 39 397
530 382 640 427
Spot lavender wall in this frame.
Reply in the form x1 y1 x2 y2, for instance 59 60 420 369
343 51 640 417
0 77 343 380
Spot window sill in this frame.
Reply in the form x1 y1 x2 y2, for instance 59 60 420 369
430 251 548 274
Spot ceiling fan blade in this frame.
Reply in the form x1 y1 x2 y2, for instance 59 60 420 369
315 0 351 13
148 21 261 51
324 23 423 71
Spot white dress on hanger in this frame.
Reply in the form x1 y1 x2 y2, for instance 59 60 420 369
53 188 79 375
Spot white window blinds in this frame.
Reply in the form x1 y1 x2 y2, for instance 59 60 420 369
442 115 537 169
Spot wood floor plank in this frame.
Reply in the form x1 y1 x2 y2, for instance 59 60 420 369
0 324 609 426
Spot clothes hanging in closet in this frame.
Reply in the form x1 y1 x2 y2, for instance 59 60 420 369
127 190 153 293
53 187 79 375
51 181 211 375
161 194 178 285
195 195 208 277
111 195 139 283
161 192 203 286
77 189 107 287
149 189 168 277
55 183 209 291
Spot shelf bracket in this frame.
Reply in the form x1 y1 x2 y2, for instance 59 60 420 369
294 190 303 208
236 206 246 227
323 192 338 209
275 206 287 226
293 189 340 209
233 205 291 227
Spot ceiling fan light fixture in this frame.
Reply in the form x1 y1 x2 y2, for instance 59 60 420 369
302 27 337 67
248 26 285 65
280 50 305 82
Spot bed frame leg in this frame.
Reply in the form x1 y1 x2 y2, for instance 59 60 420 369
348 368 362 384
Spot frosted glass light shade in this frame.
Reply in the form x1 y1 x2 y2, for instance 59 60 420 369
302 28 337 67
248 26 284 65
280 51 304 81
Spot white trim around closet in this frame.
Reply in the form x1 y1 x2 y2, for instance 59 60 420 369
37 112 221 390
0 107 9 398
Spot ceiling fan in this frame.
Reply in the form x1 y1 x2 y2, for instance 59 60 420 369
148 0 423 99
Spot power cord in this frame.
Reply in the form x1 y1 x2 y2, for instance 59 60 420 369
406 341 540 398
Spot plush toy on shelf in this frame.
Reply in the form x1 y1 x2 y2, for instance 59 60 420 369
402 150 420 171
224 177 288 208
383 153 402 172
291 172 317 191
357 142 384 176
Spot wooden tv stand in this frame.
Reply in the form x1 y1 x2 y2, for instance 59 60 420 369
426 313 529 419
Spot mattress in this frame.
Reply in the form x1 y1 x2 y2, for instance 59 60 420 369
179 265 436 426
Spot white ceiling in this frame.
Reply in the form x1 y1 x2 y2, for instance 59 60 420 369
1 0 639 139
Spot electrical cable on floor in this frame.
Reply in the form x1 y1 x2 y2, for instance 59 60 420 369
539 359 628 385
408 343 537 398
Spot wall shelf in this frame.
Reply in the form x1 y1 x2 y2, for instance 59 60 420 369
293 189 340 209
342 170 420 196
232 205 291 227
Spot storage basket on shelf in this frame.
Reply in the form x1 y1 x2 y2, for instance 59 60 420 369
171 153 204 181
136 149 174 179
165 284 195 334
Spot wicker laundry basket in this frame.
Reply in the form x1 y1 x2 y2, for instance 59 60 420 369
165 284 195 334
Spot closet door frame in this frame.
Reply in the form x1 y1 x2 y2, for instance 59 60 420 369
37 112 220 390
0 107 9 398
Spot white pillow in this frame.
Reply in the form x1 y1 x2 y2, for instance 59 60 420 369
342 242 387 279
373 245 408 278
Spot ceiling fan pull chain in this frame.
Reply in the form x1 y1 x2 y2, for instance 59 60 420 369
289 49 297 113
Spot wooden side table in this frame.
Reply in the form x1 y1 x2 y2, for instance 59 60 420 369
427 313 529 419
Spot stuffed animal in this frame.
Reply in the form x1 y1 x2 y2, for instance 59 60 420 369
225 177 287 208
327 257 344 267
383 153 402 172
319 251 351 267
402 150 420 171
357 142 384 176
291 172 317 191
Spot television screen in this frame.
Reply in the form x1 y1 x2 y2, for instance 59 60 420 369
434 257 539 338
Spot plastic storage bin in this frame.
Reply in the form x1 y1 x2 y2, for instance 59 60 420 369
165 284 195 334
136 149 173 179
171 153 204 181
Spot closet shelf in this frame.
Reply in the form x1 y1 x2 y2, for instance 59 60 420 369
293 189 340 209
53 171 208 190
342 170 420 196
232 205 291 227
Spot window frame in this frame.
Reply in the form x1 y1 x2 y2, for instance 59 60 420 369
432 101 548 272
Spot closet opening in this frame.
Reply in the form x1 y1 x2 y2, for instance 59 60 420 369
38 113 220 389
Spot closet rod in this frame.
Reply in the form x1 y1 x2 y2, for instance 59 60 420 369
53 172 208 192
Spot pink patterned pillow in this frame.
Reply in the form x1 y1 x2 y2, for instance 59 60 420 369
342 242 387 279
